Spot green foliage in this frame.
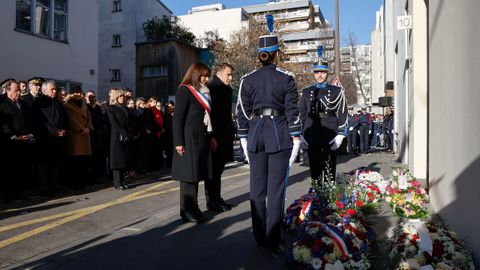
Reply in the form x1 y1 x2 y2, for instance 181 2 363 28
142 15 197 44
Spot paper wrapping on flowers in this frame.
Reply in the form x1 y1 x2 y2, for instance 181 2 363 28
385 168 430 219
388 221 476 270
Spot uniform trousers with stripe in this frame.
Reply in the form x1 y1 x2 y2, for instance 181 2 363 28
248 149 290 246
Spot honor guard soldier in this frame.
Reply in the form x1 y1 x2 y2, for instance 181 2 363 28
299 56 348 182
358 107 372 153
236 30 301 256
347 106 359 154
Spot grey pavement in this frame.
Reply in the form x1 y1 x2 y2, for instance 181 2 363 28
0 151 401 270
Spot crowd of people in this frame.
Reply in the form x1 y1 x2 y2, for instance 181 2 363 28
345 106 395 155
0 77 175 203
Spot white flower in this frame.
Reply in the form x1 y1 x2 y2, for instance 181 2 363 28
311 258 323 270
333 260 345 270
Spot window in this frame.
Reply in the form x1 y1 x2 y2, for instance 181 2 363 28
112 35 121 47
111 69 121 81
36 0 51 36
15 0 68 42
54 0 67 41
113 0 121 12
141 66 168 78
16 0 32 32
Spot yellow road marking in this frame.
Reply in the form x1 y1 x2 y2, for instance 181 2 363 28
0 181 173 234
0 170 250 248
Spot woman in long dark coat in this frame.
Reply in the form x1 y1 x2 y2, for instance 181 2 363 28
173 62 213 223
106 89 131 190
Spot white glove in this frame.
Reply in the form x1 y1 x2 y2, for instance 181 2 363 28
376 133 380 136
329 135 345 150
349 127 353 132
288 139 301 166
357 130 360 135
391 129 394 133
369 130 372 135
240 138 249 164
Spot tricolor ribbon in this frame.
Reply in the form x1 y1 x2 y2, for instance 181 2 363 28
182 84 211 115
318 221 351 260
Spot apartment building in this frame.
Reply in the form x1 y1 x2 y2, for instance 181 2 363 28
98 0 172 99
243 0 334 63
0 0 99 91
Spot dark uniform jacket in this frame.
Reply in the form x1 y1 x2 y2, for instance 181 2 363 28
347 113 358 131
172 85 212 183
20 93 38 109
299 83 348 147
106 104 131 170
208 75 234 162
236 64 301 153
358 112 372 129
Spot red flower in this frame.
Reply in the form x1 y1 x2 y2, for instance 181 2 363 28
336 201 344 209
347 209 356 216
367 192 374 199
355 200 365 207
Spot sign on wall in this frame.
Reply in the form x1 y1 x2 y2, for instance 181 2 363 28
397 15 413 30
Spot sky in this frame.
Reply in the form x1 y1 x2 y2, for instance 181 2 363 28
161 0 383 47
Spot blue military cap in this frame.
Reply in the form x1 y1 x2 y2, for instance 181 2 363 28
258 35 279 53
312 60 329 72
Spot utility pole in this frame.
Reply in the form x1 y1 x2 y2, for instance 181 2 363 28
334 0 340 77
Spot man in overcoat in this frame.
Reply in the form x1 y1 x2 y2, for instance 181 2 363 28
206 63 236 212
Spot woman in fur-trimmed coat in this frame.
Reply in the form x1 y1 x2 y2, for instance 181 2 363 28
64 87 93 188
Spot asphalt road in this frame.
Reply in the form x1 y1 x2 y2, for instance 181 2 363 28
0 152 400 270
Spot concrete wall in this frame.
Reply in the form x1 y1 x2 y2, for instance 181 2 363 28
98 0 171 99
0 0 99 91
178 8 248 42
392 0 408 159
407 0 427 180
428 0 480 265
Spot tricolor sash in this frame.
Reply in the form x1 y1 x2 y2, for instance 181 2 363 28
182 84 211 116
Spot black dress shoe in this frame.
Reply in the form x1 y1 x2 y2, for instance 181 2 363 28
207 202 225 212
121 184 129 190
180 211 209 223
218 199 234 210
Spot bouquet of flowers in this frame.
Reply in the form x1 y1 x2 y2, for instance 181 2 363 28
385 168 430 219
290 210 372 270
389 221 475 270
284 190 321 232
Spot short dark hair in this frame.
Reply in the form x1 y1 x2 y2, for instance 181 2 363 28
19 80 27 85
5 80 18 91
214 63 234 75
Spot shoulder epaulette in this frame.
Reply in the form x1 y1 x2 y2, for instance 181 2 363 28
275 67 295 78
240 70 257 80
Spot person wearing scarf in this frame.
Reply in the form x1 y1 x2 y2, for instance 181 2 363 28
172 62 214 223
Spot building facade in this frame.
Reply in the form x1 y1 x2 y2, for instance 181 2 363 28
0 0 99 91
340 45 372 107
370 5 385 108
382 0 480 265
243 0 334 63
177 4 249 42
98 0 172 99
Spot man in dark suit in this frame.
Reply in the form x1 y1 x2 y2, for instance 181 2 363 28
206 63 236 212
0 81 33 202
31 80 67 195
